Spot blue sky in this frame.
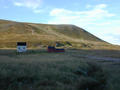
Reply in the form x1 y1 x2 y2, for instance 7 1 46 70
0 0 120 45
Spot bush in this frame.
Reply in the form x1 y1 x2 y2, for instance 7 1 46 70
75 62 107 90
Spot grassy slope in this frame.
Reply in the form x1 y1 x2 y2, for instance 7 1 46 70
0 19 112 48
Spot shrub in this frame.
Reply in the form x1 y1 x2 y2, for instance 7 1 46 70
75 62 107 90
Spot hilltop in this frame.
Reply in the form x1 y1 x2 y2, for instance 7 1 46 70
0 19 117 49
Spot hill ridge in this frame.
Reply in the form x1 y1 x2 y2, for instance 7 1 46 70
0 19 108 48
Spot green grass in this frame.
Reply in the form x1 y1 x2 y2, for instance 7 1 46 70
0 49 120 90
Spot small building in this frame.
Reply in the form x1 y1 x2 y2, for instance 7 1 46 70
55 48 65 52
48 46 56 52
48 46 65 52
17 42 27 52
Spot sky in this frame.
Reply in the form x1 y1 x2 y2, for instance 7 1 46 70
0 0 120 45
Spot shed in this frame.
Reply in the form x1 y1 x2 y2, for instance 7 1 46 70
55 49 65 52
48 46 56 52
48 46 65 52
17 42 27 52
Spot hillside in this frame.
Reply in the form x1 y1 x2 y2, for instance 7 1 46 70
0 19 113 49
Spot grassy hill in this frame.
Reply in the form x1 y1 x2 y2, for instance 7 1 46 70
0 19 116 49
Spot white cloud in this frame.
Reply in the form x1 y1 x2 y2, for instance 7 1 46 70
13 0 42 13
49 4 115 25
86 3 107 9
50 9 72 16
14 2 23 6
13 0 42 9
95 4 107 9
84 24 120 45
101 35 120 45
104 27 120 36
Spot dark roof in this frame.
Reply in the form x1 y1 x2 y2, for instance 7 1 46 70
48 46 55 49
17 42 26 46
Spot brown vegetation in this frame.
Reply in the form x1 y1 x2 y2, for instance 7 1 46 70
0 19 113 49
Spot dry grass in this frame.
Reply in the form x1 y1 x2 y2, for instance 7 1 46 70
0 19 111 49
